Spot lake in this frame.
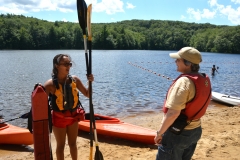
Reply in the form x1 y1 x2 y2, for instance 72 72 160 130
0 50 239 127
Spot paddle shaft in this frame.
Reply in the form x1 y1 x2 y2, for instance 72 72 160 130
86 4 103 160
88 40 102 160
76 1 96 159
1 117 22 123
88 40 94 160
76 0 92 159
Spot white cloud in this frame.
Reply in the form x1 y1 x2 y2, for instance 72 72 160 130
0 0 75 14
126 2 136 9
187 8 202 20
231 0 240 4
0 5 27 14
187 8 215 21
187 0 240 25
208 0 218 7
0 0 125 15
0 0 125 14
86 0 124 14
218 5 240 25
181 15 186 20
209 0 240 25
202 9 216 19
62 18 68 22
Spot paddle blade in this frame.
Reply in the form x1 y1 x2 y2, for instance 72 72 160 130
94 147 104 160
87 4 92 40
77 0 87 34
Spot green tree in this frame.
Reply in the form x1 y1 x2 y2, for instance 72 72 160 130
48 26 58 49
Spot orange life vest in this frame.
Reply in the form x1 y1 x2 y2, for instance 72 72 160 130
51 75 79 111
162 73 211 120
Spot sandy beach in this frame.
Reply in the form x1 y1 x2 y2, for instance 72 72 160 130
0 101 240 160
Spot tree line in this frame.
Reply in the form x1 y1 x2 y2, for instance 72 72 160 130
0 14 240 53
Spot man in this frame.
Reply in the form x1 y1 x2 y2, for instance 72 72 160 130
154 47 212 160
211 65 218 76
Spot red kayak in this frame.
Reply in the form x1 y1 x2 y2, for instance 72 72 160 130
0 123 33 145
78 113 156 144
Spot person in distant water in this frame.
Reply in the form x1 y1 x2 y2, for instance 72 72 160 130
44 54 94 160
154 47 212 160
211 65 218 76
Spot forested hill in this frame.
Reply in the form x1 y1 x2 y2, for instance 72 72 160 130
0 14 240 53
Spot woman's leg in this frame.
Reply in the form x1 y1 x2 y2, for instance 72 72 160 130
67 121 79 160
53 126 67 160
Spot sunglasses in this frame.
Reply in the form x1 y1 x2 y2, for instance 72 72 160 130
59 62 72 67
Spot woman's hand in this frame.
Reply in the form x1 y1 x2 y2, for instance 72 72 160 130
87 74 94 82
154 132 163 146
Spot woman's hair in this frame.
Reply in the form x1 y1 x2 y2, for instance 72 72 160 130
52 54 72 76
183 59 200 72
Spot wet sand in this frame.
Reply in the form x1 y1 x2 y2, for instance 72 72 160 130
0 101 240 160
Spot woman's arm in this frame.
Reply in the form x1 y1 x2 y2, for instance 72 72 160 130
154 109 180 144
43 79 54 96
73 74 94 98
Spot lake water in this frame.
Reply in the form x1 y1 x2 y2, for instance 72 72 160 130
0 50 239 127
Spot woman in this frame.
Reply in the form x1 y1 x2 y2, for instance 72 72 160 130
44 54 94 160
154 47 211 160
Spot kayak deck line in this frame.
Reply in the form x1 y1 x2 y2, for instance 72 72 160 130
222 95 240 100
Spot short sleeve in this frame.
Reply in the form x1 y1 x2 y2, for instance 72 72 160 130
165 77 195 110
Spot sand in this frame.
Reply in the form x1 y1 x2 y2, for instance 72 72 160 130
0 101 240 160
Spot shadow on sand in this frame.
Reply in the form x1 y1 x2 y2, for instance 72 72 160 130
0 144 33 152
78 130 157 150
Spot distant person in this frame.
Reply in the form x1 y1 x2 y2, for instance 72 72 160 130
211 65 218 76
44 54 94 160
154 47 212 160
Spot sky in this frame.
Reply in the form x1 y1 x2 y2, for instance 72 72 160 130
0 0 240 26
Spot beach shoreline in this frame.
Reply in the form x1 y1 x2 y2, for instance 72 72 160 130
0 101 240 160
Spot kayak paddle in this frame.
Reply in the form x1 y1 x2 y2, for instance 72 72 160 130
77 1 103 160
87 4 104 160
0 112 29 124
76 0 94 159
